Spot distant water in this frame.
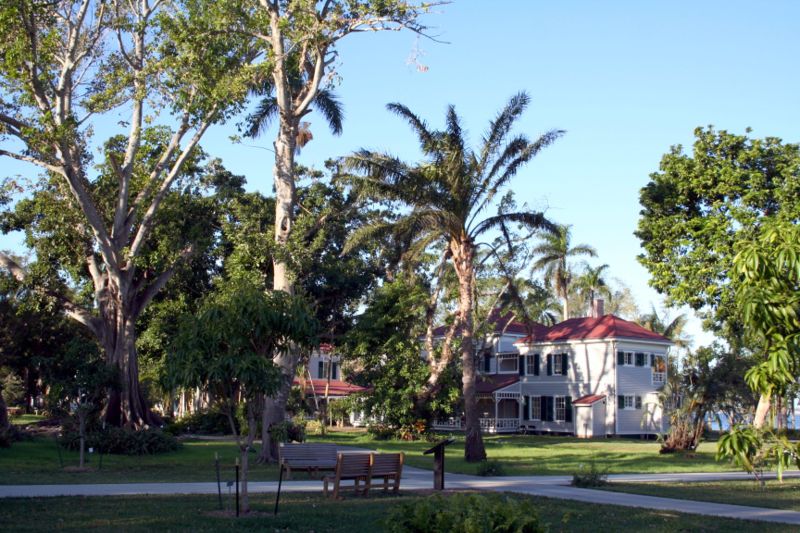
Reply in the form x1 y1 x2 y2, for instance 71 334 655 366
707 413 800 431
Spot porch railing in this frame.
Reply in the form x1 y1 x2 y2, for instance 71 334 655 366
432 417 519 433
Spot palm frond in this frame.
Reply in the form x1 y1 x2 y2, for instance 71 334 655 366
470 211 555 240
478 91 530 171
314 88 344 136
244 97 278 138
386 102 436 153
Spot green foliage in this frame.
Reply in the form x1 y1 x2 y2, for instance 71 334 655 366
733 219 800 396
386 493 544 533
164 409 238 436
637 127 800 338
268 420 306 443
717 426 800 484
59 425 179 456
476 459 506 477
571 460 609 487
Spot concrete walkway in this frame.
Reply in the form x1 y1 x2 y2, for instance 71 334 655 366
2 468 800 525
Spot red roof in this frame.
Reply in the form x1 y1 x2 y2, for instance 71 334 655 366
292 378 369 397
475 374 519 394
515 315 671 344
432 310 547 337
573 394 606 406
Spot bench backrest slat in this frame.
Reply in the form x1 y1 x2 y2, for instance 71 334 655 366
279 443 338 467
370 453 403 476
336 453 371 477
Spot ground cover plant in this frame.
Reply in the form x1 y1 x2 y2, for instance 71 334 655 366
0 492 791 532
603 478 800 512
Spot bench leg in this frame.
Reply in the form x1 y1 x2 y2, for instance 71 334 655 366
333 479 340 500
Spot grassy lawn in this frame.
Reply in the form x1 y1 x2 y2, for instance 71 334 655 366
309 431 738 476
604 478 800 512
0 437 280 485
10 414 46 426
0 430 745 485
0 491 790 532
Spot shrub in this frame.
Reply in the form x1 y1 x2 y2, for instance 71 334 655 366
571 460 608 487
304 418 323 436
268 420 305 443
386 493 544 533
367 423 395 440
60 424 180 455
165 409 237 436
476 459 506 477
0 425 31 448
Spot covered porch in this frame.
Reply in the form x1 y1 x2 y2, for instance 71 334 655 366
432 375 522 434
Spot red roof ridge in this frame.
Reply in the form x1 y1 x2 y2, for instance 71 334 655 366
515 314 672 344
573 394 606 406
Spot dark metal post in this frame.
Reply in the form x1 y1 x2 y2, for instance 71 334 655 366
215 452 222 510
274 465 284 516
423 438 454 491
235 459 240 517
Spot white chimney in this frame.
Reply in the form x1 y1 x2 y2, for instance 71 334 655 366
592 298 605 318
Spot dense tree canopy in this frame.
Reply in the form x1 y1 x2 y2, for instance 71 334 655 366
637 127 800 339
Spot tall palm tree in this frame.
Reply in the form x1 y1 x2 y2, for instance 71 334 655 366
345 93 562 462
531 225 597 321
575 263 611 315
636 306 691 349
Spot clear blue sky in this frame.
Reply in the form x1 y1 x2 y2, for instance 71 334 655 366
3 1 799 345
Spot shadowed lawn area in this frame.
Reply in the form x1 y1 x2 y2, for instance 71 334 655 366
0 492 790 532
10 414 46 426
309 431 738 476
603 478 800 512
0 438 279 485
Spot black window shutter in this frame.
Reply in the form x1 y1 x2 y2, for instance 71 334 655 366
565 396 573 423
617 351 625 365
534 354 540 376
650 354 655 368
519 355 525 376
332 363 338 380
545 396 554 422
547 355 553 376
635 396 642 409
523 396 530 420
618 395 625 409
484 354 491 373
561 353 569 376
318 361 324 379
635 353 645 366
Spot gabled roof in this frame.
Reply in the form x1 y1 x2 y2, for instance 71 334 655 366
432 309 547 338
573 394 606 406
475 374 520 394
515 314 672 345
292 378 369 397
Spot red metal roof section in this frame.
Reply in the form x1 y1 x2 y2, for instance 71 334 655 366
432 309 547 337
292 378 369 397
573 394 606 406
475 374 520 394
515 315 671 344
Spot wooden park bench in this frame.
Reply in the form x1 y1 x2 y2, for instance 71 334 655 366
279 442 339 479
323 452 404 499
7 407 22 418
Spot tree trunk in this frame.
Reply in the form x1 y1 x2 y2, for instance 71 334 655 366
753 392 771 429
259 119 301 462
0 384 9 431
78 408 86 469
452 240 486 462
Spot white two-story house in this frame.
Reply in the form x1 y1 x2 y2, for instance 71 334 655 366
433 300 672 437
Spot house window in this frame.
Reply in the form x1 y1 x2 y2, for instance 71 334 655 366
618 395 642 410
555 397 566 421
497 354 518 373
320 361 338 380
651 354 666 384
530 396 541 421
525 354 539 376
547 353 568 376
617 351 634 366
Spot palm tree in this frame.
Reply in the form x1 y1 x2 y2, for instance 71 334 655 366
575 263 611 315
345 93 562 462
636 306 691 349
531 225 597 321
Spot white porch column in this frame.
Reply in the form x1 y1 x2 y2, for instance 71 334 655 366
494 395 499 423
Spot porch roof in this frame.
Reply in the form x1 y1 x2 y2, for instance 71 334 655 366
475 374 519 394
573 394 606 406
292 378 369 397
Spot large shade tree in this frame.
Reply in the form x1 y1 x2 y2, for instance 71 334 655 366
531 225 597 321
345 92 561 461
0 0 252 426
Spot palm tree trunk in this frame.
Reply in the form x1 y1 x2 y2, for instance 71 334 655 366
452 240 486 462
